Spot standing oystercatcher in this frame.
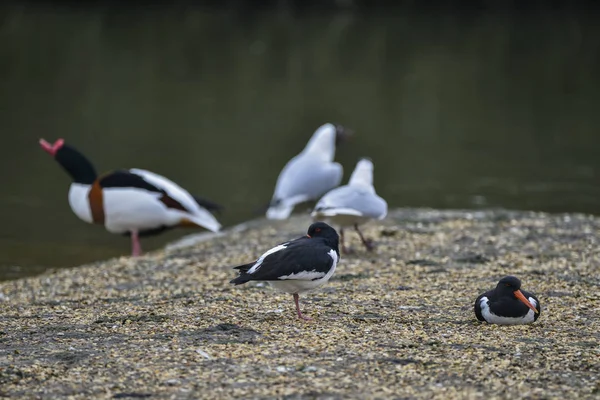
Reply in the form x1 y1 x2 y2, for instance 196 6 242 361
474 276 541 325
39 138 222 256
266 123 351 220
311 157 387 253
230 222 340 321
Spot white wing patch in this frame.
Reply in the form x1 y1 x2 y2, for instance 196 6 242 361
268 249 339 295
479 296 538 325
278 248 338 281
278 271 327 281
247 244 288 274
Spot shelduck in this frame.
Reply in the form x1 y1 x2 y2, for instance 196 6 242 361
39 138 222 256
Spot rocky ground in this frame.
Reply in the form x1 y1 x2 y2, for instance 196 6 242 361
0 209 599 399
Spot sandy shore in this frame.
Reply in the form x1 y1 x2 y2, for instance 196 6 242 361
1 208 599 399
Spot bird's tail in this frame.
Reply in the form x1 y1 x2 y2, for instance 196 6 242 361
180 210 222 233
230 262 255 285
266 203 294 220
230 275 252 285
193 196 225 215
266 195 309 220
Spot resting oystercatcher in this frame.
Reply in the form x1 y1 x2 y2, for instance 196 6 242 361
474 276 541 325
39 138 222 256
230 222 340 321
311 157 387 253
266 123 351 220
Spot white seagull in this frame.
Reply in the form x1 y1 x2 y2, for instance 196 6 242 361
39 138 222 256
230 222 340 321
266 123 351 220
311 157 387 252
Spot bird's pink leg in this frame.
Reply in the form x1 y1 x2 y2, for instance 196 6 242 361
340 228 349 254
131 230 142 257
354 224 375 251
293 293 312 321
340 228 355 254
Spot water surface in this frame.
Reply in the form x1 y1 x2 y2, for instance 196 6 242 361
1 5 599 280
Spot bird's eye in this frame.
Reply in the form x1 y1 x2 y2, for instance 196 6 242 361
315 228 321 232
505 283 511 287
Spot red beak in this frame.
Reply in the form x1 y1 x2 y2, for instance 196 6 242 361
514 290 539 314
39 138 64 156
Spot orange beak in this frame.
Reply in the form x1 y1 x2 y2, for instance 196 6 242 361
306 235 311 238
514 290 538 314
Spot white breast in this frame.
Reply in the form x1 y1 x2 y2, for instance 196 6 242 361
479 296 538 325
68 183 93 224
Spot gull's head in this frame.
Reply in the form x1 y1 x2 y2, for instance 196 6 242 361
303 123 352 160
333 124 353 146
349 157 374 186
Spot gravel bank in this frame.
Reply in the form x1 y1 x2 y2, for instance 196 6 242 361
1 209 599 399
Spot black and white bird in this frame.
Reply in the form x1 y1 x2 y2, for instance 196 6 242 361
266 123 351 220
311 157 387 253
39 138 222 256
474 276 541 325
230 222 340 321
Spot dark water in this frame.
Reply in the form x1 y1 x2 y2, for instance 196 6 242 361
1 5 599 280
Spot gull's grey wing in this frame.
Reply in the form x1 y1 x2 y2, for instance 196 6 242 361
314 185 387 219
273 154 343 202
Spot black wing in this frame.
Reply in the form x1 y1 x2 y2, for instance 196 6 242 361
231 237 301 276
231 238 334 284
98 170 163 192
233 237 298 273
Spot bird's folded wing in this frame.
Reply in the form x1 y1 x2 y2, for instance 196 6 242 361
98 170 163 193
315 186 386 219
245 241 334 281
128 168 199 211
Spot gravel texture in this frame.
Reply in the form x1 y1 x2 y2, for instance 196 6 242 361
1 208 599 399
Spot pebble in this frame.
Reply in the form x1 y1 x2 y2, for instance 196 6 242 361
0 210 598 399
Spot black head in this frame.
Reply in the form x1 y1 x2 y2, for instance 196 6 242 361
334 124 353 146
496 276 522 292
495 275 539 314
307 221 339 247
39 138 97 184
